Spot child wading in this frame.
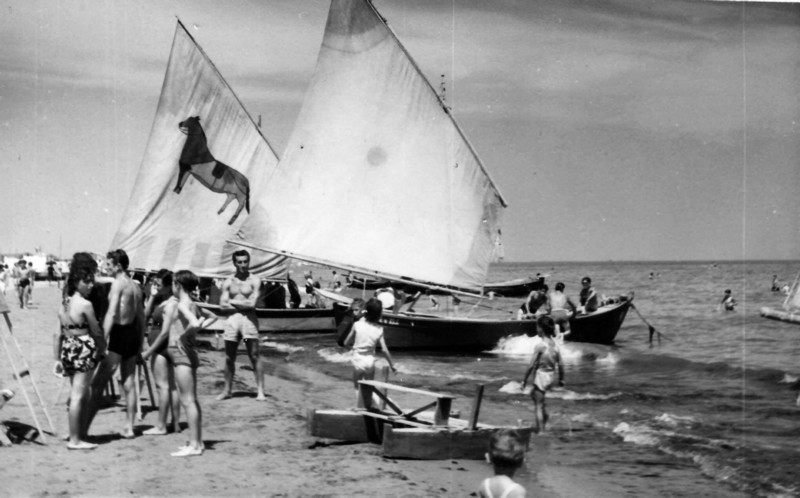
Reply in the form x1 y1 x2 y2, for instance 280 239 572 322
521 315 564 434
344 297 397 406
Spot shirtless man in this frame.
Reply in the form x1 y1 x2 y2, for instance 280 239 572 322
26 262 36 303
89 249 145 438
518 288 548 320
546 282 577 339
217 249 266 401
14 260 29 309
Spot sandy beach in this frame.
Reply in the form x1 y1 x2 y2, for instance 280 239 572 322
0 283 564 497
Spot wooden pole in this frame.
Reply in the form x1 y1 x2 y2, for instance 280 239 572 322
3 314 56 434
468 384 484 430
0 317 46 443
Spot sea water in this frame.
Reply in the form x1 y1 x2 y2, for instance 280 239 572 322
265 260 800 497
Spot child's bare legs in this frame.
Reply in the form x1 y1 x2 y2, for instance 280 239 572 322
173 364 202 454
352 365 375 408
532 389 548 433
67 371 96 449
145 355 176 434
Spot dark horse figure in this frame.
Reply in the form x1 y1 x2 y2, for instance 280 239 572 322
175 116 250 225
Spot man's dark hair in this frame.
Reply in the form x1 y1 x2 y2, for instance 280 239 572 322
231 249 250 263
364 297 383 322
555 282 565 292
106 249 130 271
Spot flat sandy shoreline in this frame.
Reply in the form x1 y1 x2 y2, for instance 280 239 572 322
0 285 737 497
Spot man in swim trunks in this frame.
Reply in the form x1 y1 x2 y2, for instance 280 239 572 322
546 282 577 338
14 260 30 309
89 249 145 438
217 249 266 401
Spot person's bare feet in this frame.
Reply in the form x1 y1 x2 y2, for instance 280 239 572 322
215 392 232 401
255 392 267 401
143 427 167 436
119 428 135 439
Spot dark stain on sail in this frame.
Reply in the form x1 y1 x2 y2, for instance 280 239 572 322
367 146 387 167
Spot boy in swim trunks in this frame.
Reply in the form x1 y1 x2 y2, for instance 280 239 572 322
217 250 266 401
89 249 145 439
546 282 577 340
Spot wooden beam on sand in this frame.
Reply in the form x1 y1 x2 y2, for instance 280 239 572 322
382 426 533 460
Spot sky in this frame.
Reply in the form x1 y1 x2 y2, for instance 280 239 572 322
1 0 798 262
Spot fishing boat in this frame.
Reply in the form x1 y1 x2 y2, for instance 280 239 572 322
760 273 800 325
564 294 633 344
233 0 630 349
109 21 334 333
348 274 539 298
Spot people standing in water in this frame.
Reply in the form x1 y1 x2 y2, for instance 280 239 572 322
720 289 736 311
53 252 106 450
578 276 598 314
161 270 217 456
478 428 527 498
89 249 145 439
521 315 564 434
546 282 577 340
344 297 397 407
217 249 266 401
141 269 180 435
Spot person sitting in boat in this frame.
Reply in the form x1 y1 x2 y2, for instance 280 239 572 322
578 276 598 314
375 287 396 311
478 428 527 498
546 282 577 339
720 289 736 311
517 288 547 320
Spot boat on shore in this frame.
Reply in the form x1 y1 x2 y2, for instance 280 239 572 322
327 291 633 350
348 274 541 298
198 303 335 333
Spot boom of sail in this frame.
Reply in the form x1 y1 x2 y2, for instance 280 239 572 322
112 21 286 278
238 0 506 291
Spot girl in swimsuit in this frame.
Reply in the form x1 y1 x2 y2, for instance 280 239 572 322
141 269 180 436
344 298 397 407
159 270 217 457
521 315 564 434
478 429 527 498
53 257 106 450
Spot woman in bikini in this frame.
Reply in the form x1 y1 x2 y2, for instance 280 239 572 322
159 270 217 457
521 315 564 434
53 254 106 450
141 269 180 435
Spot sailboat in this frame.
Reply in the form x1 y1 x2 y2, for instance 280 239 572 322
760 273 800 324
235 0 630 349
111 21 334 333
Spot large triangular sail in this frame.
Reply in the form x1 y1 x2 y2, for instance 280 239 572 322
240 0 506 290
112 21 286 278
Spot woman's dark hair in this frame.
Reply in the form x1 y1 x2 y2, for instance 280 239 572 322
174 270 199 293
65 252 97 298
555 282 565 292
364 297 383 323
536 314 556 337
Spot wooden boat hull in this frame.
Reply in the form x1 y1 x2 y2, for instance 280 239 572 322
199 304 335 333
760 307 800 325
348 275 540 298
565 296 632 345
334 293 632 350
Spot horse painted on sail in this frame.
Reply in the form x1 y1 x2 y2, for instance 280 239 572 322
175 116 250 225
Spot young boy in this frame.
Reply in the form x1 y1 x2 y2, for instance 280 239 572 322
478 429 527 498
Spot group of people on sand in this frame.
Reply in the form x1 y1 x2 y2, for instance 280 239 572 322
52 248 269 456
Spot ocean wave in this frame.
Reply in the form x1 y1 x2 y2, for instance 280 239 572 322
498 381 622 400
260 341 304 354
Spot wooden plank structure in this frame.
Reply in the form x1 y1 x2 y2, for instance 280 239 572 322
308 381 531 460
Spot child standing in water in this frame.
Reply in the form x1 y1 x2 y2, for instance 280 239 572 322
344 297 397 406
161 270 217 457
521 315 564 434
478 429 527 498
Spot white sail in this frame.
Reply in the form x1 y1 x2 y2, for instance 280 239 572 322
241 0 506 290
783 273 800 311
112 22 286 278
